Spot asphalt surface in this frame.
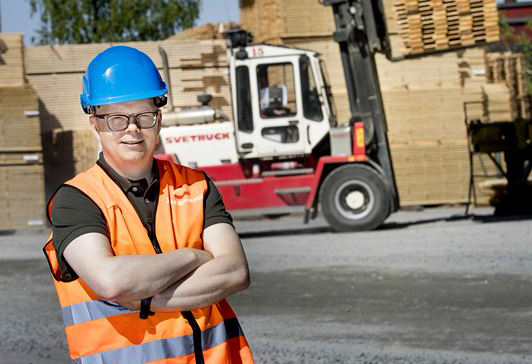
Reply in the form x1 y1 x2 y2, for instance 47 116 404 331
0 207 531 364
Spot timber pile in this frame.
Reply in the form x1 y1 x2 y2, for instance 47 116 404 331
240 0 499 57
485 52 531 120
0 76 45 229
241 0 504 206
387 0 500 58
167 23 239 40
41 129 99 197
0 165 46 230
375 48 498 205
0 85 42 151
240 0 335 43
0 34 25 87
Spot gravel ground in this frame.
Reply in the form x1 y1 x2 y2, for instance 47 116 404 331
0 206 531 364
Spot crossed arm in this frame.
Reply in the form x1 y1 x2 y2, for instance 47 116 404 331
62 223 250 311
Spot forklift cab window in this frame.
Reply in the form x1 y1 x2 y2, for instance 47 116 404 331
257 63 297 118
299 55 324 122
236 65 253 132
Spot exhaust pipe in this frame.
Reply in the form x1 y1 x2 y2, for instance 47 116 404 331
158 46 174 112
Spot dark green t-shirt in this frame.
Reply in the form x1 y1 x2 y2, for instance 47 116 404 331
51 154 232 280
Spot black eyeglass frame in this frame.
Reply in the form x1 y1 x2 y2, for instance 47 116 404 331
93 110 160 131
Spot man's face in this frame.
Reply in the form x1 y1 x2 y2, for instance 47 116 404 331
89 98 161 167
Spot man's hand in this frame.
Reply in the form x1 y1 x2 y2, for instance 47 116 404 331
150 223 250 312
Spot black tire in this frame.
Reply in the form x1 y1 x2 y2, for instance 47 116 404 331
319 164 390 232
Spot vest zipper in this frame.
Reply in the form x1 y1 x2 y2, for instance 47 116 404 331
144 167 204 362
96 161 204 361
150 190 163 254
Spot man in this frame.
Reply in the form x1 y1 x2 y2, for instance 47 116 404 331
257 69 290 118
43 46 254 364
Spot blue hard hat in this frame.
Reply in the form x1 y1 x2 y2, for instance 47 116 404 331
80 46 167 114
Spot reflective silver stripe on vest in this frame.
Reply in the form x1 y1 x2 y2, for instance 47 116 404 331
72 318 244 364
63 300 138 327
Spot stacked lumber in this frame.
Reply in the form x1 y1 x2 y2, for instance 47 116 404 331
0 34 25 87
41 129 99 198
485 52 531 120
0 85 42 150
483 83 513 121
0 83 45 230
0 164 46 230
375 48 507 205
387 0 500 58
167 23 239 40
240 1 507 206
239 0 499 58
240 0 334 43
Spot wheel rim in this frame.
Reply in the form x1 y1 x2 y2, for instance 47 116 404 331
334 180 374 220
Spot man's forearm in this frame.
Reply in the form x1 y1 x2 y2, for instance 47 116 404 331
71 246 211 302
150 254 250 312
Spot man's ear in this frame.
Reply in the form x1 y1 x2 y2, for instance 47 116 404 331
89 116 101 143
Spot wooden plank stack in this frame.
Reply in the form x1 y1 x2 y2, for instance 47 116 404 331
240 0 335 43
387 0 500 58
0 165 46 230
41 129 99 198
374 47 499 205
0 34 25 87
485 52 531 120
0 34 46 229
240 0 508 206
240 0 499 58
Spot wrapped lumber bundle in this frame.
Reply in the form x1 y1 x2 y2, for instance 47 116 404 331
386 0 500 58
375 48 499 205
0 83 45 230
0 33 25 87
0 85 42 151
0 164 46 230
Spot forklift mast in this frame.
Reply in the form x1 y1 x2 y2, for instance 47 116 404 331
323 0 399 210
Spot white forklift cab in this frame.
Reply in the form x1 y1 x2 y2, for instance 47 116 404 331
228 37 332 159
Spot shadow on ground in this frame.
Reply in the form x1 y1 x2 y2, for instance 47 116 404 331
238 212 532 239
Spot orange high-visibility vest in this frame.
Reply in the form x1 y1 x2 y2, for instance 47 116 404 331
43 159 254 364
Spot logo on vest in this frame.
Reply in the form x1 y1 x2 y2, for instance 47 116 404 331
166 194 203 206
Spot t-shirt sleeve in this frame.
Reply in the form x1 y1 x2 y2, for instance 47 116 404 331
51 185 109 281
203 174 234 230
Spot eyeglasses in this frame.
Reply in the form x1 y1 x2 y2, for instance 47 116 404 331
94 111 159 131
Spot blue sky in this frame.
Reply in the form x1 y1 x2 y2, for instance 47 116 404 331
0 0 239 46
